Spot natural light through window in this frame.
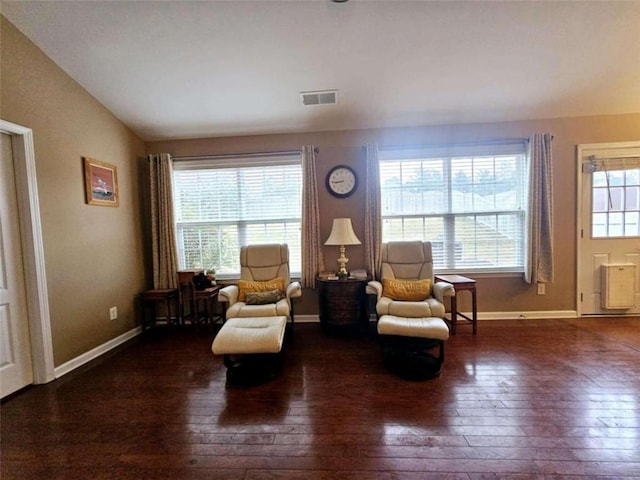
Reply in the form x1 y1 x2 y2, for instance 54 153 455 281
379 143 528 272
172 154 302 277
592 168 640 238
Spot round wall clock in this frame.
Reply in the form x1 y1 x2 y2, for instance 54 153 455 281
326 165 358 198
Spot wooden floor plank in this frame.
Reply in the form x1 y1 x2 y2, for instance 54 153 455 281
2 317 639 479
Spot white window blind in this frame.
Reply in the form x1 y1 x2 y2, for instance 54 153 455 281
172 153 302 277
379 142 528 272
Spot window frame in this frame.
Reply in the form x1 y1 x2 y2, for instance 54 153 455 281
378 142 529 274
588 159 640 239
172 152 303 279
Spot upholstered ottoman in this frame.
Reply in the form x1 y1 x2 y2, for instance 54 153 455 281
377 315 450 380
212 316 287 384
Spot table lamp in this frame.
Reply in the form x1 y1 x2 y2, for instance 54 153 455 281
324 218 361 278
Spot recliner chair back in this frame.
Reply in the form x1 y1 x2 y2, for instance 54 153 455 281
381 241 434 281
240 244 291 285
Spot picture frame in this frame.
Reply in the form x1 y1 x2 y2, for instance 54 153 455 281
83 157 119 207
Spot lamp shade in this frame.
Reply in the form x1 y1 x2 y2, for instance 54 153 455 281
325 218 361 246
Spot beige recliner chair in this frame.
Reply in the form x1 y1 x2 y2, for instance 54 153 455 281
367 241 454 379
218 243 302 324
213 244 301 384
367 241 453 319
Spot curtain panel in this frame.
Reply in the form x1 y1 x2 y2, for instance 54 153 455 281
525 133 554 284
364 144 382 280
148 153 178 289
301 146 324 287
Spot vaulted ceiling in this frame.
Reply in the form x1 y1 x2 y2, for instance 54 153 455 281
3 1 639 141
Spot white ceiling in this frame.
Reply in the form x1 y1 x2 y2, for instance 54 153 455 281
2 1 639 141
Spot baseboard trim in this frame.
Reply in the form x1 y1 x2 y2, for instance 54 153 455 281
297 311 579 323
476 310 578 320
54 326 142 379
433 310 580 321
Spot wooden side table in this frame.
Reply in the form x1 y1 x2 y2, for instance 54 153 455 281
194 285 222 328
434 274 477 335
317 278 369 336
140 288 180 330
177 269 204 325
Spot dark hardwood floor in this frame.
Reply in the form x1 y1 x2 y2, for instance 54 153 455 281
2 316 640 479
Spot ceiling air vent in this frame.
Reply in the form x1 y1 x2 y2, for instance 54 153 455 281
300 90 338 106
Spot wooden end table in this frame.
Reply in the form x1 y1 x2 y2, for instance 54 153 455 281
177 269 205 325
194 285 222 328
317 277 369 336
434 274 477 335
140 288 180 330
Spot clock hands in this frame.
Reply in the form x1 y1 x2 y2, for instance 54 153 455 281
326 165 357 197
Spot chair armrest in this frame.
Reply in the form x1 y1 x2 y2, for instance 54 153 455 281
287 281 302 300
219 285 239 306
433 281 455 303
367 280 383 300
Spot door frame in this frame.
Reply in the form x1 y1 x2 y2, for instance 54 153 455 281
576 140 640 316
0 120 54 384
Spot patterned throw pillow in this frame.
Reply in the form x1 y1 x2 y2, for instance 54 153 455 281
238 277 285 302
382 278 432 301
245 289 285 305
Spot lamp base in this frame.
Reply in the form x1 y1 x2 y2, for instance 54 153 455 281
336 245 349 278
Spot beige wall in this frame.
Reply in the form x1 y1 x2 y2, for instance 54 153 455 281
147 114 640 316
1 17 148 366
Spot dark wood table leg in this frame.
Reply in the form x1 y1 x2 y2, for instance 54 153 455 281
450 293 457 335
471 287 477 335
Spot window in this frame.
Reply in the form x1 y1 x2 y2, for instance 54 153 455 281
172 153 302 278
590 160 640 238
379 142 528 273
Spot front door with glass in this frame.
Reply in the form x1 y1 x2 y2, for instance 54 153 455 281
577 142 640 315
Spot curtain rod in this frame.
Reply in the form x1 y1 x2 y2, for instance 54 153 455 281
372 138 531 151
172 147 317 161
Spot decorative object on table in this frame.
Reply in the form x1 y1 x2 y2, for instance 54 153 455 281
324 218 361 278
318 272 337 280
205 267 216 285
83 157 119 207
350 268 368 280
326 165 358 198
193 271 214 290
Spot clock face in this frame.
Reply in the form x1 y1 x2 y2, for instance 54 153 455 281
326 165 358 198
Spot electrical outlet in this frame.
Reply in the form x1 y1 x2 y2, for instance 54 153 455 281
109 306 118 320
537 283 546 295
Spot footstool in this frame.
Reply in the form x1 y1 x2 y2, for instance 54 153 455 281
211 316 287 384
377 315 450 380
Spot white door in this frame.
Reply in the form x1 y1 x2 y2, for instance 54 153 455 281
0 132 33 397
578 142 640 316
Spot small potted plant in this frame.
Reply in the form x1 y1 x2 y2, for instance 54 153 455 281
205 268 216 286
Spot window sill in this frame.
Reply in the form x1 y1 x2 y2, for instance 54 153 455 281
434 270 524 279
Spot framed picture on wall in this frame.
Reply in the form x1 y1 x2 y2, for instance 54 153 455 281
83 157 119 207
